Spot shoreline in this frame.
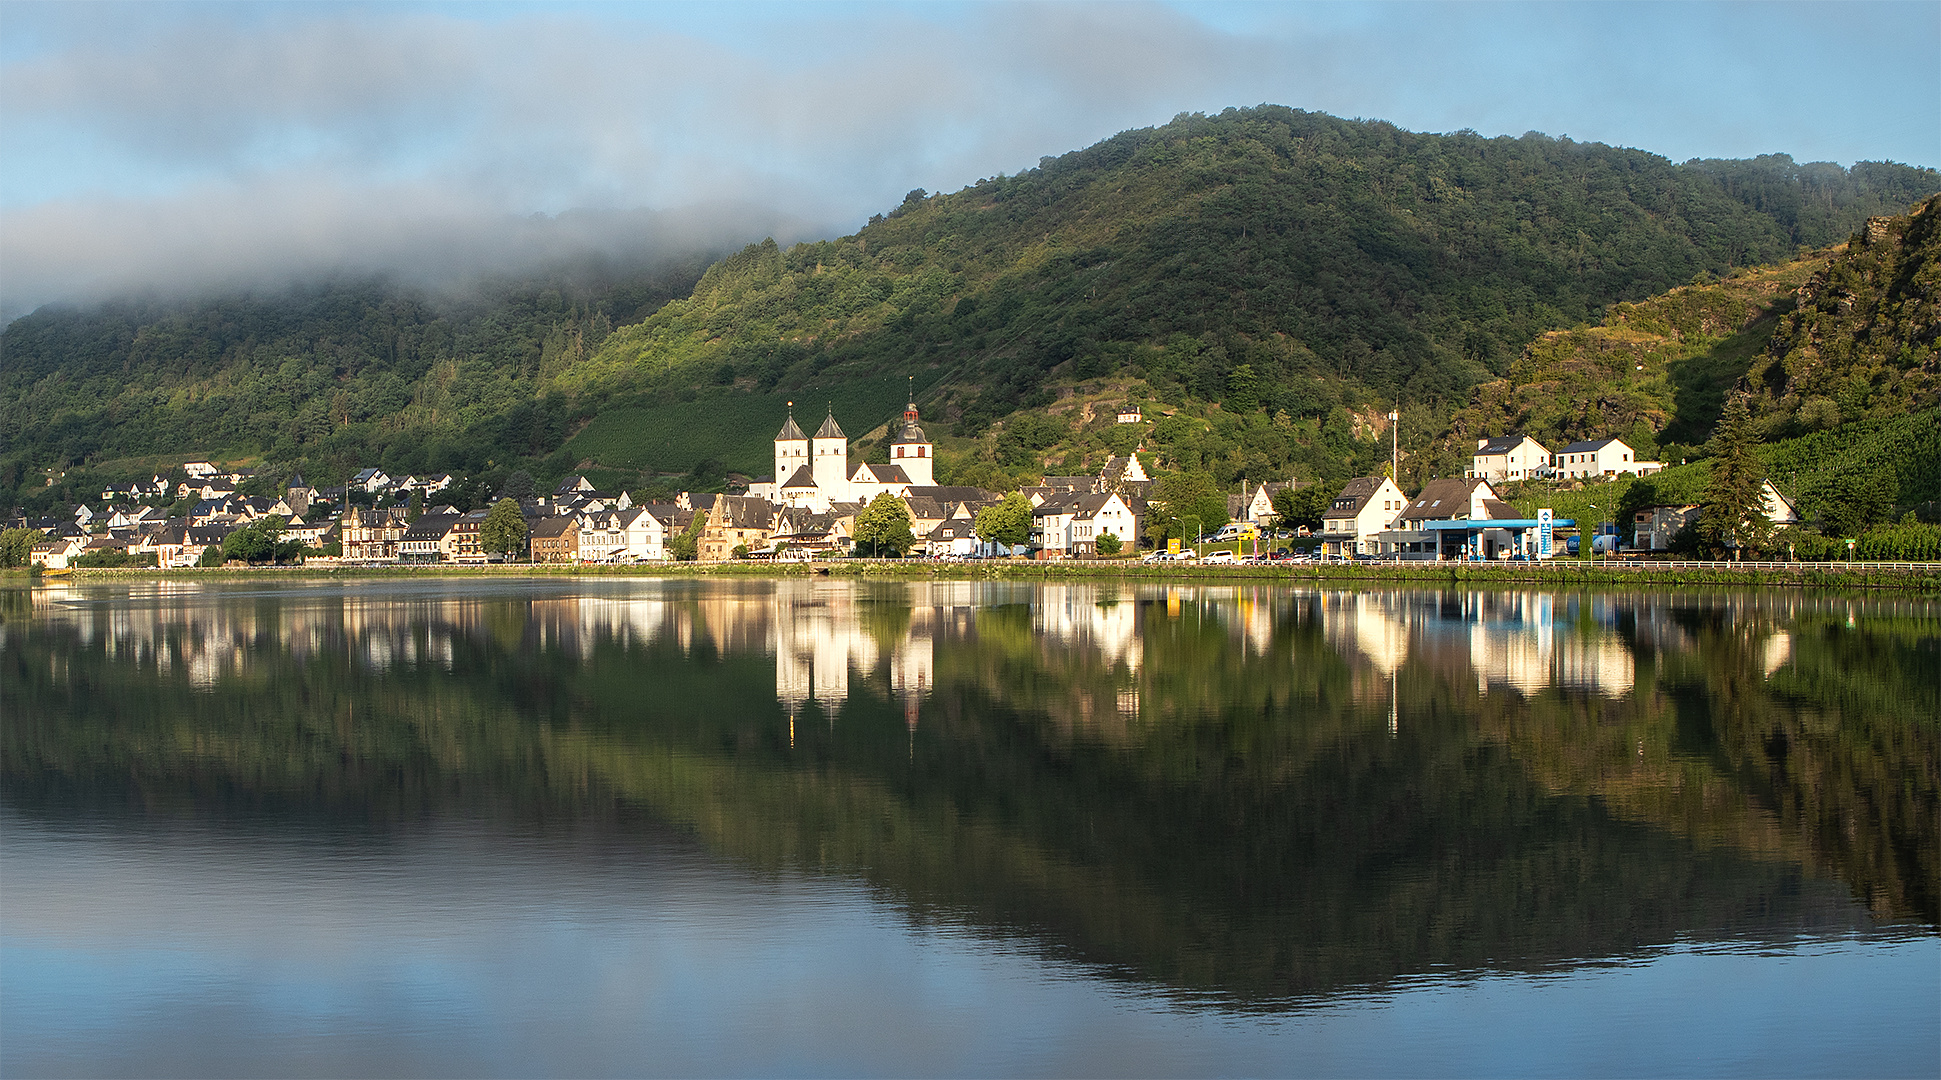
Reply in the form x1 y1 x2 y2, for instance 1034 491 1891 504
20 559 1941 593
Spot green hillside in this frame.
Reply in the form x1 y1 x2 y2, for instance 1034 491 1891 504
4 105 1937 512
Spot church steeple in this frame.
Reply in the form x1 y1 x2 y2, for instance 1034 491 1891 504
888 377 933 486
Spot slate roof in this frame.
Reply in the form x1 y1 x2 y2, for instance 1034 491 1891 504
905 486 994 503
815 411 845 439
781 465 819 489
1475 435 1536 455
1558 437 1626 454
526 515 577 540
776 412 807 442
1327 478 1385 517
1396 479 1493 522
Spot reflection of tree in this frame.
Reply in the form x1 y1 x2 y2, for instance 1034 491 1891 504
3 583 1933 1009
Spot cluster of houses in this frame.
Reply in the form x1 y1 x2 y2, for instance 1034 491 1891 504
13 402 1806 569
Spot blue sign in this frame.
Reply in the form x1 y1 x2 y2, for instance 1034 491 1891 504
1537 508 1554 557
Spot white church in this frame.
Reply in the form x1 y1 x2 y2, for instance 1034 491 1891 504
751 395 936 513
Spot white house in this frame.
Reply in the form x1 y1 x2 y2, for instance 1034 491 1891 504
1470 435 1551 483
1316 476 1407 558
1553 437 1662 479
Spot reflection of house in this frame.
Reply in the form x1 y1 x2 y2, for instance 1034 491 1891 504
1322 592 1409 676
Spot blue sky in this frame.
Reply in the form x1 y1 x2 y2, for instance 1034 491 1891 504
2 1 1936 315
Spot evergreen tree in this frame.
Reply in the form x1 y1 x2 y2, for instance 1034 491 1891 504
1698 393 1771 558
481 498 529 559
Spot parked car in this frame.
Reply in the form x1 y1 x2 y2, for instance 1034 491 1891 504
1202 549 1237 564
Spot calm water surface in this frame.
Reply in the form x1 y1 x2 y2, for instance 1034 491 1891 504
2 578 1936 1077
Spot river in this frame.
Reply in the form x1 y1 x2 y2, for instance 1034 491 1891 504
2 578 1935 1077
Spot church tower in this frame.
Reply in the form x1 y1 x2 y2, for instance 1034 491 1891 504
812 408 849 501
888 386 934 487
774 404 809 492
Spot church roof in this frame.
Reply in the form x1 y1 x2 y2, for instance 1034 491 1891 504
816 411 845 439
889 400 926 444
776 413 806 442
781 465 819 489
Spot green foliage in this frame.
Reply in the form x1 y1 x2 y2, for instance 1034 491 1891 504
480 498 528 557
0 527 42 568
1747 195 1940 435
1147 471 1229 544
222 518 304 564
974 492 1034 549
1094 532 1123 557
1855 521 1941 561
563 374 910 478
1698 395 1771 556
668 515 704 562
853 492 916 557
996 412 1070 470
1771 527 1847 561
197 544 226 568
1271 484 1331 533
4 110 1935 514
73 548 156 568
0 266 708 514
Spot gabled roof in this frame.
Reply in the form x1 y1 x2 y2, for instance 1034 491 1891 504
1396 478 1494 522
815 411 845 439
527 515 577 540
1479 498 1523 520
1042 475 1096 492
781 465 819 489
403 513 464 540
905 486 994 504
1476 434 1543 456
1558 437 1627 454
710 495 775 531
874 464 912 485
776 412 807 442
1327 477 1385 517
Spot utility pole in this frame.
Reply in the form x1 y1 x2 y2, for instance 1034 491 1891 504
1388 407 1400 480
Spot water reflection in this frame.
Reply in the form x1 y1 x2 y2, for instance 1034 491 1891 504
4 578 1937 1009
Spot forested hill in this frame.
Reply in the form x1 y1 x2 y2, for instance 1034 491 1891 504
569 108 1937 429
3 105 1937 511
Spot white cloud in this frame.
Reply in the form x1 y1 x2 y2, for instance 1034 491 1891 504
2 2 1935 317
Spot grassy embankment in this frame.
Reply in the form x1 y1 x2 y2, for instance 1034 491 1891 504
47 559 1941 593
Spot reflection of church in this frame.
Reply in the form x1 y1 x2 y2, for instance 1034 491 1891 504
762 398 936 514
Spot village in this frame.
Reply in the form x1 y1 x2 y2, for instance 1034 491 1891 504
10 393 1801 571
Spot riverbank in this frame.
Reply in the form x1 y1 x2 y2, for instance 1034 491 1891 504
32 559 1941 592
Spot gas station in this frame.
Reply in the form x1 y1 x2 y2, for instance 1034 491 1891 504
1414 510 1574 560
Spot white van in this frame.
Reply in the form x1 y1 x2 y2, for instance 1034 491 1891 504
1210 522 1258 543
1201 549 1237 564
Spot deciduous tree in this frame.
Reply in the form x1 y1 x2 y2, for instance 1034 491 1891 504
481 498 529 559
854 493 915 557
974 492 1034 550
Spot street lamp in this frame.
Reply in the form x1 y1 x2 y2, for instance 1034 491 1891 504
1585 503 1599 566
1182 515 1203 557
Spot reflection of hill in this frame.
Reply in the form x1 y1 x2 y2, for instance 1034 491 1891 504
3 581 1932 1006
